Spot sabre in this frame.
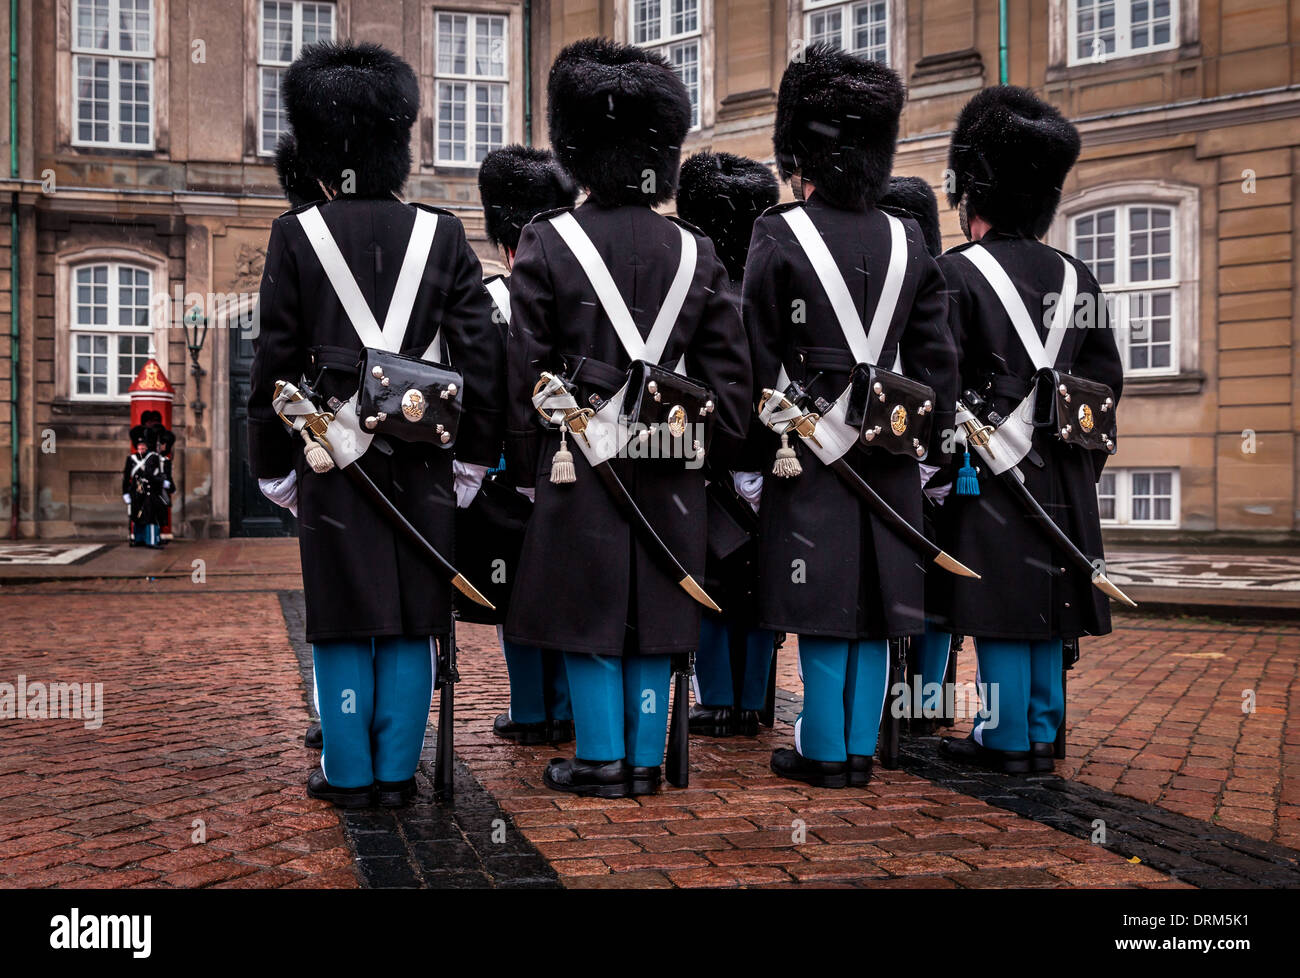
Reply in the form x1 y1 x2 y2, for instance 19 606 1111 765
272 380 495 611
758 387 980 580
533 372 720 612
956 392 1136 608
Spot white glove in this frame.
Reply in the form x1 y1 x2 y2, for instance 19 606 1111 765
453 461 489 508
733 471 763 512
919 462 951 505
259 470 299 517
515 486 536 503
122 493 132 505
164 481 174 492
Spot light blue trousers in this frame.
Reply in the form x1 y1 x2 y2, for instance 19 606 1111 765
313 636 434 788
695 614 775 711
795 637 890 762
916 625 953 715
971 638 1064 752
562 653 672 768
501 636 572 725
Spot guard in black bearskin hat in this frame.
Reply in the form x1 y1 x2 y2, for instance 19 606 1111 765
469 145 577 746
248 41 504 808
123 425 164 548
273 133 327 209
743 45 959 788
504 39 751 798
877 176 955 730
675 151 779 738
936 86 1124 773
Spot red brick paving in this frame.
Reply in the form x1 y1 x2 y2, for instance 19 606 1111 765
0 587 357 889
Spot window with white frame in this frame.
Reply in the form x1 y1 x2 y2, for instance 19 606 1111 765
70 262 155 400
631 0 703 129
1072 204 1177 376
434 11 508 165
1069 0 1177 65
258 1 336 155
72 0 155 148
1098 468 1179 526
803 0 890 64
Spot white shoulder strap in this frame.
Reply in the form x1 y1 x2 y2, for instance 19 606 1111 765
781 208 906 368
549 212 695 369
296 205 438 354
484 276 511 325
960 245 1077 369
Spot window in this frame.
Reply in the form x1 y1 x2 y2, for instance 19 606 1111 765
70 263 155 400
1098 468 1179 527
803 0 890 64
72 0 154 148
1069 0 1177 65
631 0 703 129
433 11 509 165
258 1 336 155
1072 204 1177 376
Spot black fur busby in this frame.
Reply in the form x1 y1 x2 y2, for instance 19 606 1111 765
947 85 1081 239
546 38 692 206
274 133 325 208
773 44 905 210
478 146 578 253
676 152 779 281
129 425 156 450
283 41 419 198
878 176 942 257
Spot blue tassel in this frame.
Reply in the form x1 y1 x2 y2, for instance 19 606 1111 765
955 451 980 496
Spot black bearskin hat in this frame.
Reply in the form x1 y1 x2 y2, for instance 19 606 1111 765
129 425 156 450
274 133 326 208
676 152 779 281
283 41 419 198
478 146 579 253
547 38 691 206
947 85 1081 239
773 44 905 209
878 176 942 257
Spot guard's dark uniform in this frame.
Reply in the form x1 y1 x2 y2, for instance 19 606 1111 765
675 151 779 738
935 86 1123 772
504 39 751 797
123 427 164 548
746 46 957 788
247 42 503 806
472 145 577 746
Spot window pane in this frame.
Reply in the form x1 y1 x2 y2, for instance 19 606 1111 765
119 0 152 54
437 81 467 161
1097 472 1116 520
852 1 889 64
261 1 294 63
473 84 505 162
261 66 286 154
117 333 151 393
474 16 507 78
437 13 469 74
808 9 842 49
669 40 700 130
671 0 698 36
1075 208 1116 285
76 0 111 50
1131 0 1174 50
633 0 662 45
76 56 112 143
117 59 151 145
1076 0 1116 60
301 3 335 46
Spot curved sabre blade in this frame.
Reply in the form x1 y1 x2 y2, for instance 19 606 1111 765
452 573 497 611
934 551 981 580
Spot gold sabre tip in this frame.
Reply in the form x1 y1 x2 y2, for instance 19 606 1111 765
1094 572 1138 608
452 573 497 611
934 551 982 580
679 575 722 613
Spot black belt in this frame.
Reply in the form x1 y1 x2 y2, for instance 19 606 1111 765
562 354 628 408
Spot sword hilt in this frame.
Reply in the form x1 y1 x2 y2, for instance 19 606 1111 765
273 379 335 440
533 372 595 442
758 388 823 448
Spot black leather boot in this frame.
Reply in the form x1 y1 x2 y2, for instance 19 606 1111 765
375 777 418 808
770 748 847 789
542 757 631 798
735 709 760 738
629 765 662 796
304 722 323 750
548 718 575 744
306 768 373 809
493 712 551 745
847 754 874 787
1030 742 1055 773
688 704 735 738
939 735 1031 773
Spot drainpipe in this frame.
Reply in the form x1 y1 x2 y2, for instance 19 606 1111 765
523 0 532 145
998 0 1009 84
9 0 19 538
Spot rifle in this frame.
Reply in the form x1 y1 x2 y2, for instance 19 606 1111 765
877 637 906 769
759 633 784 729
433 618 460 802
666 651 693 788
1054 636 1080 760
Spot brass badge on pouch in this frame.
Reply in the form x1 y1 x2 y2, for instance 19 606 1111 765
401 388 427 422
890 404 909 436
667 405 688 438
1077 402 1094 433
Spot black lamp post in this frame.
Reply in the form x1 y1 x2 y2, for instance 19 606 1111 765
183 305 209 422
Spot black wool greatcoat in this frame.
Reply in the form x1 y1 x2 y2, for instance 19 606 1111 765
248 198 504 644
503 201 752 658
743 195 958 641
934 232 1123 640
123 451 164 526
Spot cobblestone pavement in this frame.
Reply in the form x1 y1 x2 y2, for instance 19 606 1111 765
1 540 1296 888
